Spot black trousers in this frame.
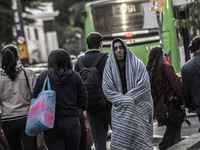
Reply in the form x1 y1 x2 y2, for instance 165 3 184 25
159 120 182 150
2 117 37 150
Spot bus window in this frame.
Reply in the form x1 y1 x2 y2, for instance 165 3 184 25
92 2 158 34
84 0 181 72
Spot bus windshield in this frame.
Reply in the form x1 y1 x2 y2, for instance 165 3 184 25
91 2 158 34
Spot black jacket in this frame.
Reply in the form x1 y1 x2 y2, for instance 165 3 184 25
181 52 200 110
32 69 88 117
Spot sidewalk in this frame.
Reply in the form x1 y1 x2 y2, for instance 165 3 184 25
168 133 200 150
91 111 197 150
91 141 160 150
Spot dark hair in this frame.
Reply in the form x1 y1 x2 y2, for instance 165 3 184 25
188 35 200 53
48 49 72 73
87 32 103 49
112 38 126 59
146 47 163 95
112 39 125 49
1 45 19 81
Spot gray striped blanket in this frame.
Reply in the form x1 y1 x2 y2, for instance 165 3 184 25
102 38 153 150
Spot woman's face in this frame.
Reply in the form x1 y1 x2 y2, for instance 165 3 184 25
162 49 167 63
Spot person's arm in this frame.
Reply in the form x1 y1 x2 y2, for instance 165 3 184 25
31 72 45 99
74 60 79 72
165 65 186 107
77 74 88 111
181 65 195 110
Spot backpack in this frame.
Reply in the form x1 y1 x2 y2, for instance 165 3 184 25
78 53 107 111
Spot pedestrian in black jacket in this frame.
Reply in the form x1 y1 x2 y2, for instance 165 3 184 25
182 35 200 131
32 49 88 150
75 32 111 150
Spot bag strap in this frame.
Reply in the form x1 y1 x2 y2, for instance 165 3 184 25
78 56 85 69
78 53 106 69
47 76 52 90
23 69 32 97
162 64 167 108
92 53 106 67
42 76 52 91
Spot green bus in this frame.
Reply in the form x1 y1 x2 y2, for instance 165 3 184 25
83 0 181 72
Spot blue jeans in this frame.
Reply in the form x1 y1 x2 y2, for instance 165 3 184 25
44 116 81 150
87 109 111 150
2 117 37 150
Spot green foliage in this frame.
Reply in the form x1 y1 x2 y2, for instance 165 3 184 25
175 0 200 31
56 25 86 56
0 0 42 47
0 0 14 45
0 0 94 56
53 0 90 56
63 39 85 56
69 2 87 27
53 0 82 26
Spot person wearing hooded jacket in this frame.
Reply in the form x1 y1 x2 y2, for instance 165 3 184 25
103 38 153 150
32 49 88 150
75 32 111 150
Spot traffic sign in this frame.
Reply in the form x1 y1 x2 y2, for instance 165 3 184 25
18 44 29 59
149 0 165 12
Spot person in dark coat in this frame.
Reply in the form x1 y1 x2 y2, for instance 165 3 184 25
32 49 88 150
181 35 200 131
146 47 186 150
74 32 111 150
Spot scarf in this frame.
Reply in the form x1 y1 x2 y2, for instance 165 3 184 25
0 64 24 76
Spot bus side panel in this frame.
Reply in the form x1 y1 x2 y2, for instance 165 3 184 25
163 0 180 73
163 31 172 62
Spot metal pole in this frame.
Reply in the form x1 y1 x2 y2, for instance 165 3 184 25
156 11 164 48
12 0 29 66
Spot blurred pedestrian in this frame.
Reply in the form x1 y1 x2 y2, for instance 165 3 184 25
75 32 111 150
181 35 200 131
103 38 153 150
146 47 186 150
32 49 88 150
0 45 37 150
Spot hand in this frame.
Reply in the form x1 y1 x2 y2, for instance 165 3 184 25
181 104 185 109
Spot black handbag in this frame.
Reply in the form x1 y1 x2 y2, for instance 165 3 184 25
158 65 186 126
167 95 186 123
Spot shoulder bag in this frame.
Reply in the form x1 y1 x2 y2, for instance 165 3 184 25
25 75 56 137
158 65 187 126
